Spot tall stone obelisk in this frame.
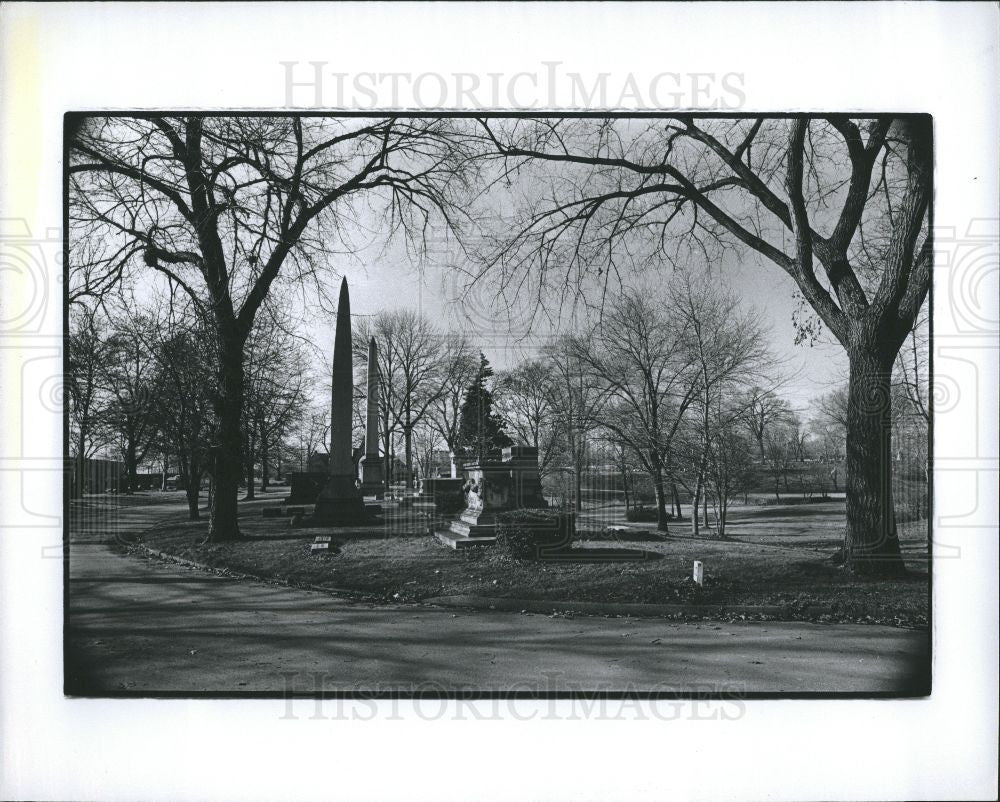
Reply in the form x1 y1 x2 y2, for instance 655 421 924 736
312 277 367 524
358 337 385 499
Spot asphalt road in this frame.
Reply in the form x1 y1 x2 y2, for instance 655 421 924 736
66 498 930 695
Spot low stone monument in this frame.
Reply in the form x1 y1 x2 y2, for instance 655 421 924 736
435 445 547 549
416 476 466 513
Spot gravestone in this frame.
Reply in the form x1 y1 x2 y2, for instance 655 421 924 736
435 445 546 549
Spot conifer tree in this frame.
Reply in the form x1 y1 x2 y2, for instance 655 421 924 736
456 353 512 460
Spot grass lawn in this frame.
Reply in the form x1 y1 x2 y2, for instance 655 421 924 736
133 493 930 629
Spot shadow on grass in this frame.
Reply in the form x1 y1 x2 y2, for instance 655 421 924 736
537 547 664 563
578 529 672 543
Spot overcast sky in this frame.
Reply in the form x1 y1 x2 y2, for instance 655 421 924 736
309 228 850 416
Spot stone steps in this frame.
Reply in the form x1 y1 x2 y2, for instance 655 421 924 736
435 530 497 549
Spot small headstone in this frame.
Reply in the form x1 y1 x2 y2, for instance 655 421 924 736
693 560 704 586
311 535 332 554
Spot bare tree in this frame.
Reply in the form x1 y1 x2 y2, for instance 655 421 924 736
410 421 445 480
763 425 797 500
428 348 480 475
705 422 755 538
242 311 309 499
101 306 162 493
672 275 771 536
294 405 330 472
356 311 475 488
494 360 561 477
68 304 113 495
739 386 796 461
810 384 849 466
543 337 604 514
70 115 473 539
568 287 699 530
149 304 216 519
477 115 929 575
789 413 811 462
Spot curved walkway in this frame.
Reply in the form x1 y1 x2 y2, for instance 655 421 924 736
66 497 930 695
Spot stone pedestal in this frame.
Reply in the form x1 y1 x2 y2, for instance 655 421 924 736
312 474 368 525
359 455 385 499
436 446 546 549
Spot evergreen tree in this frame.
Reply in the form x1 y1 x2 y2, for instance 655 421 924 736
457 353 513 460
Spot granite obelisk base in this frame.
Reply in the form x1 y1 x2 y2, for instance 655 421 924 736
312 474 368 524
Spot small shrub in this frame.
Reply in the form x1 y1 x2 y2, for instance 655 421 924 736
496 508 575 560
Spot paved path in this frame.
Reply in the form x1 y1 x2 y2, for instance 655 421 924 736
66 499 930 695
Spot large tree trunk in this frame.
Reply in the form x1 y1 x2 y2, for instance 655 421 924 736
208 332 244 541
184 461 201 521
124 436 138 494
843 348 906 575
650 450 669 532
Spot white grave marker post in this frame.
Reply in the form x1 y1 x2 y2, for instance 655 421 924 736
693 560 704 586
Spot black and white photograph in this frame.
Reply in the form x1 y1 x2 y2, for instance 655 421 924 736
1 3 997 801
64 113 933 696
